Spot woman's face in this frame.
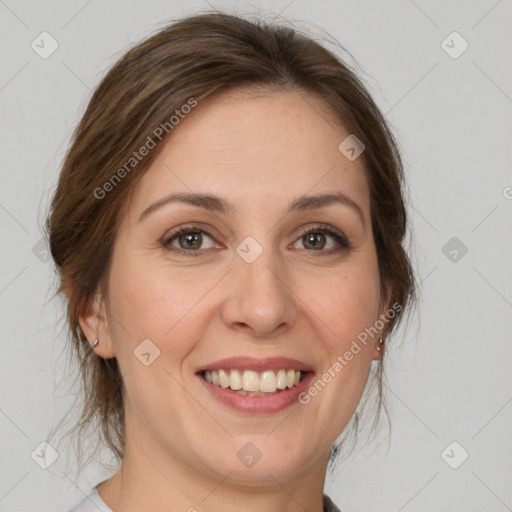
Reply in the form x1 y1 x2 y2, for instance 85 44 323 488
86 88 387 486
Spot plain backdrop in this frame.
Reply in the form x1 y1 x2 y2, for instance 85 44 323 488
1 1 511 511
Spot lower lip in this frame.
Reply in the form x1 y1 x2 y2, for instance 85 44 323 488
196 372 315 414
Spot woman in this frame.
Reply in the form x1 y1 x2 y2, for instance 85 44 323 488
47 11 416 512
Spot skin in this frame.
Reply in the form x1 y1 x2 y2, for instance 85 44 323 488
80 87 388 512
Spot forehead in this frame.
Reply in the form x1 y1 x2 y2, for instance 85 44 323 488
124 87 371 221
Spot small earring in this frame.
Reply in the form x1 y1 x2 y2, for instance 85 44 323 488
377 338 384 351
92 339 99 349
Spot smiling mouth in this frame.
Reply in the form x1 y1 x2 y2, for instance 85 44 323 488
199 368 308 396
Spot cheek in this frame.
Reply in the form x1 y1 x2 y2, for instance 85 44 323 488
304 266 379 422
106 256 189 346
304 263 380 346
105 260 198 402
106 254 222 375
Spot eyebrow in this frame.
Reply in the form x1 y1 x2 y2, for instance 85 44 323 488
138 191 365 228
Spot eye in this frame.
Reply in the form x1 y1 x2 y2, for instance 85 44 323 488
292 224 351 254
162 223 352 258
163 226 218 256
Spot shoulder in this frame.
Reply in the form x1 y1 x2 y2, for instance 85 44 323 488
67 487 113 512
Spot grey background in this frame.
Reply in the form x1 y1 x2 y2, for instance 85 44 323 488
1 0 511 511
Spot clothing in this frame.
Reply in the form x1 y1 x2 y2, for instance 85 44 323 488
323 494 342 512
68 486 342 512
68 486 112 511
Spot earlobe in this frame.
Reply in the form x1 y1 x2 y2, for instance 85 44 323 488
372 337 385 360
78 291 116 359
372 293 391 360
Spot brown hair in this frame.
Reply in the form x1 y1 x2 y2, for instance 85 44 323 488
46 11 417 474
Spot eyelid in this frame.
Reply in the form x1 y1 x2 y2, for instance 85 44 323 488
295 222 347 239
293 223 351 250
163 223 222 244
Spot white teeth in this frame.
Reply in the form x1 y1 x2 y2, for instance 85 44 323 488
229 369 242 390
243 370 260 392
260 371 277 393
203 369 305 393
218 369 230 388
286 369 295 388
276 369 287 389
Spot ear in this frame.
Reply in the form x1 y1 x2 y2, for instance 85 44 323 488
79 289 116 359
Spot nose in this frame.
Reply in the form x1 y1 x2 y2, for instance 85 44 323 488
220 245 298 339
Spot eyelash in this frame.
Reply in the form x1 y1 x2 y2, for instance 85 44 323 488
162 223 352 258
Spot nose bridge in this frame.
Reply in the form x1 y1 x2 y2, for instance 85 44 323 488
222 236 296 337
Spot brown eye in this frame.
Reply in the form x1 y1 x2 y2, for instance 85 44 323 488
302 232 327 250
177 232 203 250
293 225 352 254
164 228 217 254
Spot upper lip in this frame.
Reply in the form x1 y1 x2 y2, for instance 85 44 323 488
196 356 314 373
